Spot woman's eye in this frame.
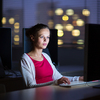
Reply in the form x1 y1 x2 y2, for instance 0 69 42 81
40 36 43 38
47 37 50 39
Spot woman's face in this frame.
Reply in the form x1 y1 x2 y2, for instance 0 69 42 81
33 28 50 49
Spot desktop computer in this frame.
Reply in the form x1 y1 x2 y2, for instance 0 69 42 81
60 23 100 87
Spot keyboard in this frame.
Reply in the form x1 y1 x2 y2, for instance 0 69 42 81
59 81 86 87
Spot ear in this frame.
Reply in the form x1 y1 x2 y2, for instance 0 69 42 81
30 35 35 41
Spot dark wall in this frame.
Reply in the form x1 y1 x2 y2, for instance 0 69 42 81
58 47 84 66
0 0 2 27
12 47 23 62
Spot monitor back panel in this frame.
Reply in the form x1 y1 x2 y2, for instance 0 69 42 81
84 24 100 81
0 28 12 69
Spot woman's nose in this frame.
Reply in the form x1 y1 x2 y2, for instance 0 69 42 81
44 37 47 41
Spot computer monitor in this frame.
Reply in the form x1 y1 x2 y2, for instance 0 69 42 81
23 28 58 66
84 23 100 82
0 27 12 70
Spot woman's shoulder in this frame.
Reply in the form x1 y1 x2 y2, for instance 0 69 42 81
21 53 28 58
21 53 33 65
21 53 30 61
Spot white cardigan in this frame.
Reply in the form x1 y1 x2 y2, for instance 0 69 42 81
20 52 79 87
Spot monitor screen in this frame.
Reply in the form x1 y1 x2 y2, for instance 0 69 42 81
22 28 58 66
84 23 100 81
0 28 12 70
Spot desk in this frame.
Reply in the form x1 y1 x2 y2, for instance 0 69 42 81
0 77 24 92
0 82 100 100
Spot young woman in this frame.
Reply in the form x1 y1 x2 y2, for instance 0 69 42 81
20 23 83 88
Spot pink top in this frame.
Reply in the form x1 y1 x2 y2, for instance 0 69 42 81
27 54 53 84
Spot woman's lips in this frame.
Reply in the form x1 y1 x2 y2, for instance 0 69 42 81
43 43 47 46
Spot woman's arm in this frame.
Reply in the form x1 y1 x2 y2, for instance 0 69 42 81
20 58 37 87
56 76 84 85
57 76 70 84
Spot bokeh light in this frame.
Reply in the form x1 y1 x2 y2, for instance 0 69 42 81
77 39 84 44
82 9 90 16
9 17 15 24
14 22 20 29
55 24 63 30
48 20 54 28
58 39 63 45
72 29 80 37
72 20 77 26
57 30 64 37
66 24 74 31
72 14 79 20
14 42 19 45
76 19 84 26
55 8 63 15
14 29 19 33
66 9 74 16
62 15 69 21
2 17 6 24
14 35 19 41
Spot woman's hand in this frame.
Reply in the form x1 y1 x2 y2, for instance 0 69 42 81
79 76 84 81
57 76 70 85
